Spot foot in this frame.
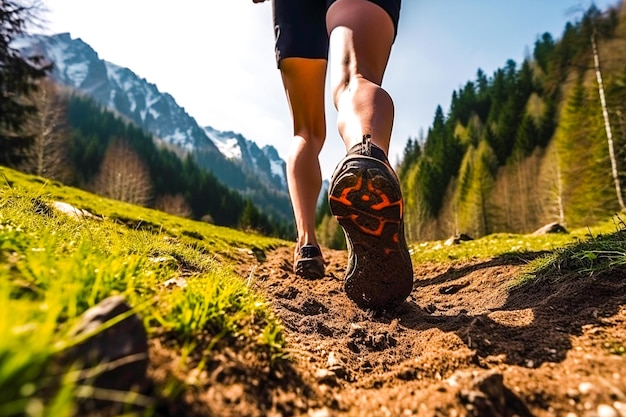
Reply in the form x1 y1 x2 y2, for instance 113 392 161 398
294 244 325 279
329 136 413 309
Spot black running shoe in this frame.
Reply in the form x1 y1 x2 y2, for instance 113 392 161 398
329 135 413 309
294 244 325 279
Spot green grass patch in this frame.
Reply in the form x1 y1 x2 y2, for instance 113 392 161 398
408 215 626 290
409 220 619 265
0 167 287 416
514 225 626 287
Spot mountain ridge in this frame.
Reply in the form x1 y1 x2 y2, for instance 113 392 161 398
14 32 291 220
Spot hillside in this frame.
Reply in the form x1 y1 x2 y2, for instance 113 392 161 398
62 93 291 236
1 166 625 416
396 2 626 242
12 33 293 226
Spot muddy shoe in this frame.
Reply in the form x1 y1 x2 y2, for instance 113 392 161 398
294 244 325 279
329 136 413 309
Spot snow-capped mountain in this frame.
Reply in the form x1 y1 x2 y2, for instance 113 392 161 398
203 126 287 190
14 33 290 215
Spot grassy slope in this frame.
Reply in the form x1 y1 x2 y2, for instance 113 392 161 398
1 165 624 415
411 218 626 283
0 166 286 416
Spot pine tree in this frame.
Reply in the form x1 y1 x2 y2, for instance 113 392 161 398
0 0 50 162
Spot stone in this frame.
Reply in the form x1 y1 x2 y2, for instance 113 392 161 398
50 201 101 220
62 296 149 411
597 404 619 417
444 234 474 246
532 222 568 235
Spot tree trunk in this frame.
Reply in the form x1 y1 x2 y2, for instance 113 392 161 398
592 32 625 210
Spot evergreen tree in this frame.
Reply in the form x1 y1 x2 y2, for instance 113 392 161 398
0 0 50 162
533 32 556 74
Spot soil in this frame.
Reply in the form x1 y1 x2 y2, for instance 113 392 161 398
150 244 626 417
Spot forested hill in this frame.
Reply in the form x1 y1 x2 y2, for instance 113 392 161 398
66 94 293 238
396 2 626 242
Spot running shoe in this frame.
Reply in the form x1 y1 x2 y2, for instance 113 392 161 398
294 244 325 279
329 135 413 309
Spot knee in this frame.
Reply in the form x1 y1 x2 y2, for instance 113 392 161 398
290 128 326 157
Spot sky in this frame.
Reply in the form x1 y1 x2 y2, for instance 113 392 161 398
36 0 621 181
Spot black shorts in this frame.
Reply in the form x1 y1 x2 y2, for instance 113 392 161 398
272 0 400 67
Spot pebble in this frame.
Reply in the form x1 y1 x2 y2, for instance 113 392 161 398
579 382 595 395
327 351 340 368
315 369 338 386
309 408 331 417
597 404 619 417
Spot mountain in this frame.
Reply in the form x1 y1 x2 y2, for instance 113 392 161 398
13 33 291 219
203 126 287 190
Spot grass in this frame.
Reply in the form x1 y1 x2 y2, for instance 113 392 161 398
408 215 626 289
409 220 619 264
0 166 286 416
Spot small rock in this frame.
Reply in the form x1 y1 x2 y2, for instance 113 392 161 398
533 222 568 235
326 351 340 368
444 233 474 246
50 201 101 220
326 352 350 380
163 276 187 289
309 408 332 417
597 404 619 417
579 382 595 395
566 388 580 399
63 296 149 412
315 369 338 386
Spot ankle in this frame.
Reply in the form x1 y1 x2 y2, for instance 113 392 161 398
347 134 389 163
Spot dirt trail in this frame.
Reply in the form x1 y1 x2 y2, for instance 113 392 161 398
154 245 626 417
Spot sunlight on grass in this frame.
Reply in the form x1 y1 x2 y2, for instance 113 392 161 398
407 215 626 289
0 167 286 415
409 220 619 265
515 223 626 287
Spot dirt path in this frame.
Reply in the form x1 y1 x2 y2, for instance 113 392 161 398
154 245 626 417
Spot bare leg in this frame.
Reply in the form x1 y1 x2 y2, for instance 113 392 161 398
279 58 327 254
326 0 395 154
326 0 412 308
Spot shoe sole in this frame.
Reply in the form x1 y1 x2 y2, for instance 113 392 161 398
329 157 413 309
